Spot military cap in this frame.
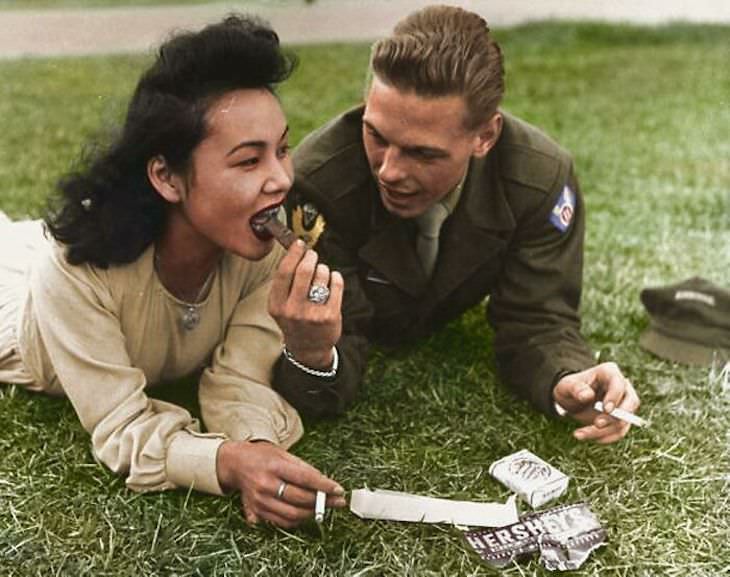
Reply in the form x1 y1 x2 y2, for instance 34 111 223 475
639 277 730 365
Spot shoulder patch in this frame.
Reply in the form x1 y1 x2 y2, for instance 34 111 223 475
291 202 326 248
549 185 576 232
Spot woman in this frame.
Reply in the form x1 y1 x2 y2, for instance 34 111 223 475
0 15 346 528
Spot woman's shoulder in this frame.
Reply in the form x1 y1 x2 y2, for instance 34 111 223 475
34 234 155 303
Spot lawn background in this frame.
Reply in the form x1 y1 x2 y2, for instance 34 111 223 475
1 21 729 577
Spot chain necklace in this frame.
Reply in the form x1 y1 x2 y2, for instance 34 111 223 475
180 272 215 331
154 252 216 331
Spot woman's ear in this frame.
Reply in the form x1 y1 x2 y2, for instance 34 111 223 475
472 112 503 158
147 155 184 203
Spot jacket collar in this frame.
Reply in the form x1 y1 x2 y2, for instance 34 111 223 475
358 153 515 298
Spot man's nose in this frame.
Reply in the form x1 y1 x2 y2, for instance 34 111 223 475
377 147 406 184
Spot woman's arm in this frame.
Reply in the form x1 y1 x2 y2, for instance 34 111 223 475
27 244 226 494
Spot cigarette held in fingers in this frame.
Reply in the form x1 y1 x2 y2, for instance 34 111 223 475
594 401 649 428
262 216 298 249
315 490 326 522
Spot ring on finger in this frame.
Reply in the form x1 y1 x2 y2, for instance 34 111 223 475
276 481 288 500
307 284 330 304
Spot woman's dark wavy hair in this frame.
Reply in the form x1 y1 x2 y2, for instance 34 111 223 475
45 14 296 268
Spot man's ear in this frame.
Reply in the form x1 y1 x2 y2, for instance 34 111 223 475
472 112 503 158
147 155 184 203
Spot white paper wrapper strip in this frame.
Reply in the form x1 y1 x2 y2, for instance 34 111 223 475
349 489 518 527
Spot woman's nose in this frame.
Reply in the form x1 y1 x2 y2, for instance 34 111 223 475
263 158 293 194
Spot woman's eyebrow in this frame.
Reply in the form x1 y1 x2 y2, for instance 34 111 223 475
227 126 289 157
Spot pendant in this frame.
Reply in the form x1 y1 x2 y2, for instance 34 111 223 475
181 306 200 331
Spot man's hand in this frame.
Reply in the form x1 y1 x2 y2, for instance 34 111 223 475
216 440 347 528
553 362 641 444
269 240 343 369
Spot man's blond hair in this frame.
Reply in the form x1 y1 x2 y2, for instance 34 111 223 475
370 5 504 130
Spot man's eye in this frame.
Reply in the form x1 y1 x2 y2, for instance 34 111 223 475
411 151 437 162
277 144 291 158
367 127 386 146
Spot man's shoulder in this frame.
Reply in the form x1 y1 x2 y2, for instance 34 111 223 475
293 105 370 189
496 112 574 195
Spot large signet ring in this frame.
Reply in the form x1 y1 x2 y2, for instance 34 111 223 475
307 284 330 304
276 481 288 500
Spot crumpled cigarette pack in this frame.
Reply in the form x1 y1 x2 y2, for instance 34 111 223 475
489 449 569 508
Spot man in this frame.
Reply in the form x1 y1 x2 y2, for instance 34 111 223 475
273 5 639 443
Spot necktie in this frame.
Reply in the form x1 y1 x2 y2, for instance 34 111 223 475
416 202 450 278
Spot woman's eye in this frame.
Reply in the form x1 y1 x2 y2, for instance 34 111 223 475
237 157 259 168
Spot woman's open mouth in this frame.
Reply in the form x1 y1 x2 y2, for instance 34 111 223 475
250 204 282 240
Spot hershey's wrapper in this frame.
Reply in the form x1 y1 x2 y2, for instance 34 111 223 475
464 502 607 571
489 449 569 508
262 217 298 249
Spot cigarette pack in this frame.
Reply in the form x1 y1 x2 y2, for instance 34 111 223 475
489 450 569 508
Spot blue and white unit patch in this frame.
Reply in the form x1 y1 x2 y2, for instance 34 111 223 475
549 185 576 233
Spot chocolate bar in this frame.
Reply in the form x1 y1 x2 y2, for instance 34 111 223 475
464 502 607 571
489 450 569 508
262 216 298 249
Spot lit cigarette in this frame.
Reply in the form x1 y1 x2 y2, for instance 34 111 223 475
594 401 649 428
315 490 326 522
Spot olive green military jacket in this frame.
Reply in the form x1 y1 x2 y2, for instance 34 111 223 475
277 106 595 416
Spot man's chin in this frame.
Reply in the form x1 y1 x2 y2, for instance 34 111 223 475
380 193 423 219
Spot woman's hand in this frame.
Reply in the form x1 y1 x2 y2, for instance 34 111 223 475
553 362 641 444
269 240 343 369
216 440 346 528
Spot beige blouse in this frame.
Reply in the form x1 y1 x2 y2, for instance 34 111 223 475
0 221 302 496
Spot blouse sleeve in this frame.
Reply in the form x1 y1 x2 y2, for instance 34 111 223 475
198 260 304 449
28 246 226 495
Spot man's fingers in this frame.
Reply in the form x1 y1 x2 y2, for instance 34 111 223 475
617 380 641 412
574 421 630 442
572 381 595 404
598 372 627 413
596 429 631 444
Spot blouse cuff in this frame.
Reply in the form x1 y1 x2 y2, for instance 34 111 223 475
166 429 227 496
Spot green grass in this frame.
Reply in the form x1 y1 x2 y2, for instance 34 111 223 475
1 22 729 576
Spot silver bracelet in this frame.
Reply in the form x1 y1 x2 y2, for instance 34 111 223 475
282 346 339 378
554 401 568 417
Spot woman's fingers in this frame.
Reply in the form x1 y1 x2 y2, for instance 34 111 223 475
269 239 307 308
311 263 331 291
289 250 319 302
271 481 347 509
277 454 344 495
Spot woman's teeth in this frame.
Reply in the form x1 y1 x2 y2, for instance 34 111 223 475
251 206 280 231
